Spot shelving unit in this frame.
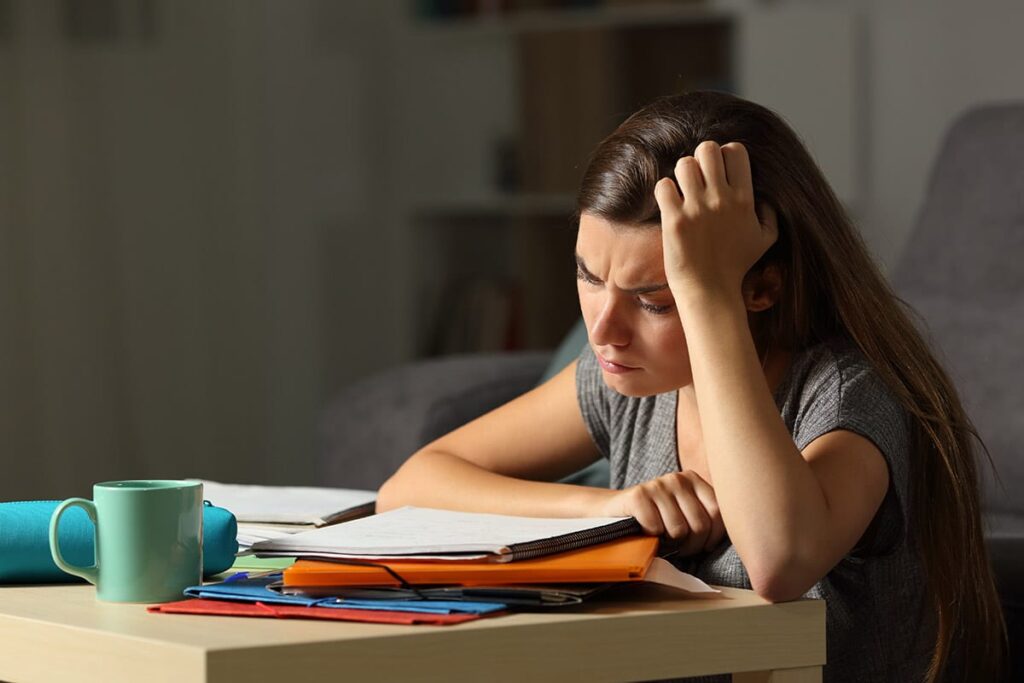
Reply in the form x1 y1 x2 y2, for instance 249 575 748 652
396 1 860 358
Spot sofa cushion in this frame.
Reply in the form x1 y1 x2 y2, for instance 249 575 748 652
318 352 550 490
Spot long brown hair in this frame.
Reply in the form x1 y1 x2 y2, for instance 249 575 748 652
575 90 1006 682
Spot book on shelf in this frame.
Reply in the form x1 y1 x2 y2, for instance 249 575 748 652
431 277 524 354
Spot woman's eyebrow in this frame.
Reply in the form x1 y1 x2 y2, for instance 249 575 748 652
574 253 670 294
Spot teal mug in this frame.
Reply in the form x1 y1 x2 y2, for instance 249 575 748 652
48 480 203 603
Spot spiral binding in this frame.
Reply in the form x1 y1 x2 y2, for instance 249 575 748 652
504 517 643 562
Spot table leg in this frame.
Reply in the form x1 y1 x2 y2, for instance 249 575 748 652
733 666 822 682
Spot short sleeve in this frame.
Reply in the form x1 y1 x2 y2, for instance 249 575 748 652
791 345 913 558
575 344 611 460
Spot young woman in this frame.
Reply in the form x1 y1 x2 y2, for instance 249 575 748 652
376 91 1006 682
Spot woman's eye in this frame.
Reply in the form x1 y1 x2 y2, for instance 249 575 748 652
575 268 599 285
576 267 671 314
638 299 673 315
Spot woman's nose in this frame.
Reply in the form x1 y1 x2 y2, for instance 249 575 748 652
589 297 630 347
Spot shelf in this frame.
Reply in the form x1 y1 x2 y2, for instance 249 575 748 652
399 3 861 357
409 3 733 39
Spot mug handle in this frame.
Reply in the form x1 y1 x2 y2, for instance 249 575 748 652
49 498 99 585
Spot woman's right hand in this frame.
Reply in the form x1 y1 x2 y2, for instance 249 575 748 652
598 470 726 557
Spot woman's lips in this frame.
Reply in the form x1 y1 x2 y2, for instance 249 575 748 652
596 353 639 374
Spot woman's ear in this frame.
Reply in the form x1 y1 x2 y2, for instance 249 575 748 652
742 263 783 313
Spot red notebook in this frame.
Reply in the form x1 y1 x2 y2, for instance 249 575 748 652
148 598 491 625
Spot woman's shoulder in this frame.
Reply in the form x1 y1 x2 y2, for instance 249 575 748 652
780 334 911 450
784 334 870 390
783 334 894 401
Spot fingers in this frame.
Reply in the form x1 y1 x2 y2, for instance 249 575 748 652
659 141 741 212
721 142 753 196
684 472 726 551
627 473 726 555
670 484 712 555
653 177 683 222
629 479 688 539
650 480 690 540
626 487 667 536
693 140 728 192
673 156 704 204
644 474 710 548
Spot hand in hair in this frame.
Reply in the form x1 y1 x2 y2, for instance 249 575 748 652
596 470 725 557
653 140 778 302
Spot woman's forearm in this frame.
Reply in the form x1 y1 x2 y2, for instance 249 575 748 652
676 288 831 598
375 450 612 518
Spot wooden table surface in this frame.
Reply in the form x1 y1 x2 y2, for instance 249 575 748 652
0 581 824 683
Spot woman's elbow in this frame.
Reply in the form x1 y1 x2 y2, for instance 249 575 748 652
747 557 816 603
750 574 805 603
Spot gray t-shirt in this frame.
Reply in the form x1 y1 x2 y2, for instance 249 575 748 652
575 336 939 682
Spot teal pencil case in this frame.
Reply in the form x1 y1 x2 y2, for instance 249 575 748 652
0 500 238 583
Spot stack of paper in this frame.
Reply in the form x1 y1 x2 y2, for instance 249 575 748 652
252 506 721 600
150 506 721 627
190 479 377 551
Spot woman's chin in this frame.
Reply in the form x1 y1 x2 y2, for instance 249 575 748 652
601 368 686 398
601 372 657 398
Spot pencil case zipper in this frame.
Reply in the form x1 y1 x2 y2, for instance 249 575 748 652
1 500 62 505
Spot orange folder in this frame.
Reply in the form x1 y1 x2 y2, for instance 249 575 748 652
283 535 659 588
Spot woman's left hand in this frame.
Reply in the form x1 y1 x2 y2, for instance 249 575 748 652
653 141 778 301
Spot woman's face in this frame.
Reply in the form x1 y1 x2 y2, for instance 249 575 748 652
576 212 691 397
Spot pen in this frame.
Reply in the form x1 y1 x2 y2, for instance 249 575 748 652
223 570 282 583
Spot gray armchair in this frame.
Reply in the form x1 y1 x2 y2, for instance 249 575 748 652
891 102 1024 679
317 350 552 491
317 318 599 492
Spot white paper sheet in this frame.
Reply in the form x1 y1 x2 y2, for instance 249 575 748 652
250 505 634 556
192 479 377 525
642 557 721 595
236 523 312 550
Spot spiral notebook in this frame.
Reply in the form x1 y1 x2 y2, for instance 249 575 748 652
250 506 643 563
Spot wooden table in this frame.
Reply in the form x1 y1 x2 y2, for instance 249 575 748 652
0 582 824 682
